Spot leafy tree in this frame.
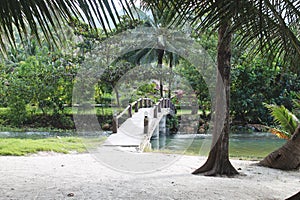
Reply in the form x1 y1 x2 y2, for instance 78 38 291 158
230 55 300 124
100 60 135 106
174 59 210 117
0 38 79 126
1 0 300 180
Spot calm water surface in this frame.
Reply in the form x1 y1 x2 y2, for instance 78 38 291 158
151 132 285 159
0 131 285 159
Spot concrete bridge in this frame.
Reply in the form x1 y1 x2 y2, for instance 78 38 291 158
102 98 174 152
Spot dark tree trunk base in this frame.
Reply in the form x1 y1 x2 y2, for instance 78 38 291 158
285 191 300 200
259 125 300 170
192 138 239 177
192 154 239 177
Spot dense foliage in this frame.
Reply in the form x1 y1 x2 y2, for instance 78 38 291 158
0 39 79 126
0 4 299 130
231 55 300 125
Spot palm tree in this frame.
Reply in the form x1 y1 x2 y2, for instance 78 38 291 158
0 0 134 53
172 0 300 176
137 2 183 98
1 0 300 177
259 94 300 170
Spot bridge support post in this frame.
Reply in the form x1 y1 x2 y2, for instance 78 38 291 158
128 104 132 117
139 99 143 108
152 126 160 149
154 105 158 118
112 114 118 133
144 112 149 134
144 98 148 108
135 102 138 112
153 126 159 138
158 102 161 113
159 115 167 134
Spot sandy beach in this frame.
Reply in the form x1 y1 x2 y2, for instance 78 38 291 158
0 152 299 200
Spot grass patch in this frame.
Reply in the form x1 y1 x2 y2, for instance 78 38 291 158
176 109 210 116
0 125 75 133
0 137 90 156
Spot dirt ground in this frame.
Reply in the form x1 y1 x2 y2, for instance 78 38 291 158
0 152 299 200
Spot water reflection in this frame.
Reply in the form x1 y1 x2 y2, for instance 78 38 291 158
151 131 286 158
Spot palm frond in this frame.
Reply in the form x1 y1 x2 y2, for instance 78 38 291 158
269 127 291 140
0 0 137 54
265 103 299 135
293 93 300 110
170 0 300 72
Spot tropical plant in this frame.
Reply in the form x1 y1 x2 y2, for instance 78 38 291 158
0 0 136 53
259 94 300 171
265 94 300 140
0 34 79 126
1 0 300 178
174 0 300 176
230 55 300 124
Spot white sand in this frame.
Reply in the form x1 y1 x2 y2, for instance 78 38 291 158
0 152 299 200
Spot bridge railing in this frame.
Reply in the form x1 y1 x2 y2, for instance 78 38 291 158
112 97 155 133
143 98 172 134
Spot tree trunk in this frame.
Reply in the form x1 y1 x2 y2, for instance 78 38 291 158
285 191 300 200
285 192 300 200
168 53 173 99
114 88 120 107
259 124 300 170
192 20 238 176
157 49 164 98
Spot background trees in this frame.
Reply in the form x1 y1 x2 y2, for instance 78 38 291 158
0 0 299 178
0 37 79 126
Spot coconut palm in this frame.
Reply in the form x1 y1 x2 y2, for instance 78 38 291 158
170 0 300 176
259 94 300 171
136 2 184 98
1 0 300 177
0 0 135 53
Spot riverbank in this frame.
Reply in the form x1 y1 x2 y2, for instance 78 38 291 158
0 153 299 199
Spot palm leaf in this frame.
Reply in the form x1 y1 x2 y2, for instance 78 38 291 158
170 0 300 73
293 93 300 110
269 127 291 140
265 103 299 135
0 0 137 54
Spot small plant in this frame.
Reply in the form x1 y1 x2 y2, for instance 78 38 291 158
264 94 300 139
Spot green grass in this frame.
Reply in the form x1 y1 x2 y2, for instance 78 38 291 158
0 106 118 116
0 137 100 156
0 126 75 133
176 109 210 116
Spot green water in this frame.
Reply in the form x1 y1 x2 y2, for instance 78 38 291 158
151 132 285 159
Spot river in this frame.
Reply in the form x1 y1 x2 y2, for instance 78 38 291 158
150 132 285 159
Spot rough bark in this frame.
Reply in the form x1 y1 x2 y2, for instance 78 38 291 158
157 49 164 98
168 53 173 99
259 124 300 170
114 88 120 107
192 20 238 176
